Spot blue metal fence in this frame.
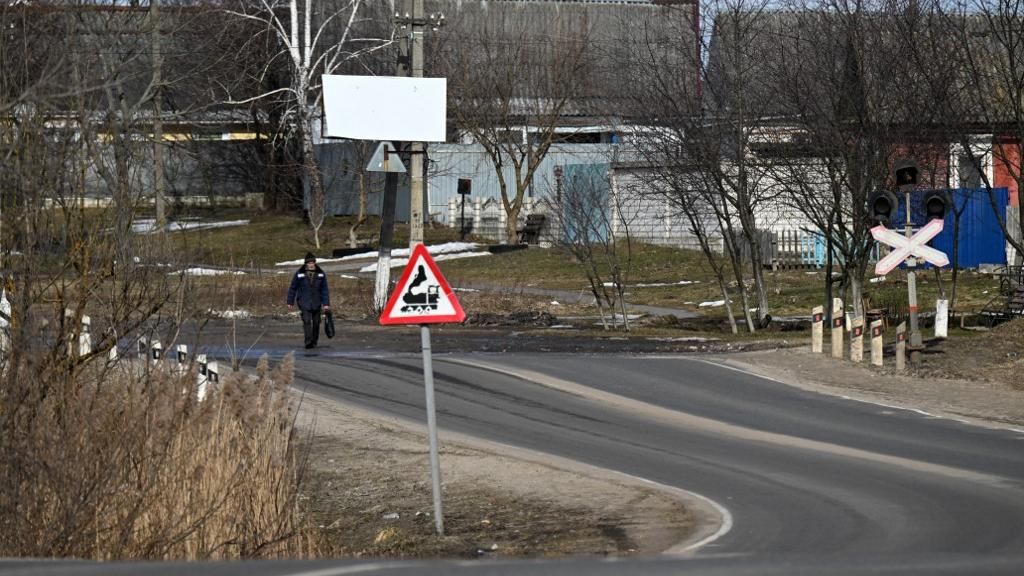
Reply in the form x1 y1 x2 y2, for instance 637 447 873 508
891 187 1009 269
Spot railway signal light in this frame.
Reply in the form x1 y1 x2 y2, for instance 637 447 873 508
922 191 950 222
867 190 899 226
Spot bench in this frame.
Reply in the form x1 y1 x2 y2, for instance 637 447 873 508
517 214 546 244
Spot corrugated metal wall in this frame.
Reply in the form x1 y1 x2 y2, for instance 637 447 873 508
426 143 622 224
893 187 1009 268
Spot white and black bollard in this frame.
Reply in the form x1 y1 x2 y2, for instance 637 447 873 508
850 316 864 363
150 340 163 365
935 299 949 339
206 361 219 387
831 298 844 359
870 319 884 367
79 315 91 357
175 344 188 374
196 354 209 401
811 305 824 354
896 322 907 371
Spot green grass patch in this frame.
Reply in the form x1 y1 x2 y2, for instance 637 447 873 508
169 210 1006 320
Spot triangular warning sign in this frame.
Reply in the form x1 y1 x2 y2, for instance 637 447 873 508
380 244 466 325
366 141 407 173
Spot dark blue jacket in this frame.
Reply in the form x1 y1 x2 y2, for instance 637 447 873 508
287 265 330 311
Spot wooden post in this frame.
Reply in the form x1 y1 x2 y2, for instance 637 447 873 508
831 298 844 359
850 316 864 363
870 319 884 367
896 322 906 371
811 305 824 353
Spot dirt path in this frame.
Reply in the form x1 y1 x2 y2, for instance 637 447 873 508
294 390 716 559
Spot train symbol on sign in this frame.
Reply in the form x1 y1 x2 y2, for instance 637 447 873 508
400 265 440 313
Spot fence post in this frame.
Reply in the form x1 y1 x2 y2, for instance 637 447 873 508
870 319 884 367
811 305 824 354
850 316 864 363
498 203 508 244
473 198 482 236
831 298 844 359
935 299 949 339
896 322 906 371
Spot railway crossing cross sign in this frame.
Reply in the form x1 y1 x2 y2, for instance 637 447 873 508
380 243 466 325
870 219 950 276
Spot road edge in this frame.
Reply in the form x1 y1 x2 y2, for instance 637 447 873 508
294 385 729 557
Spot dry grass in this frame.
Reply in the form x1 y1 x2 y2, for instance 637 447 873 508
0 352 312 560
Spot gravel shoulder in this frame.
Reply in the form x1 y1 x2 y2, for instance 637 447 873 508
294 390 711 559
719 346 1024 429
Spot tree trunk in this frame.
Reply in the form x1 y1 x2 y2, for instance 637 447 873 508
299 110 325 250
348 171 368 248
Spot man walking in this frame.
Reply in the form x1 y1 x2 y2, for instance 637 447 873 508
287 252 330 349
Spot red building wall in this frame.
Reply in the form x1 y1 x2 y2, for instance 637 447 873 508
994 141 1021 207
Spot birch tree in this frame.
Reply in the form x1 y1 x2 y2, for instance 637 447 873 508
620 0 777 331
223 0 392 249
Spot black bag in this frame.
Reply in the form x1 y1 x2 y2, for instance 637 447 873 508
323 310 335 339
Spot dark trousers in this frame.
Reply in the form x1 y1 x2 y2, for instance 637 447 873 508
301 309 321 348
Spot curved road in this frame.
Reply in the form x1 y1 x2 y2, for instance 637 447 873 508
9 347 1023 576
290 350 1024 559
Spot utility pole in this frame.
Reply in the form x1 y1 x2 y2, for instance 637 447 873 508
150 0 165 231
396 1 443 248
407 0 425 248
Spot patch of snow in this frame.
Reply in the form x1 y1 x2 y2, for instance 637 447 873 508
359 251 490 273
454 287 480 293
132 219 249 234
550 301 561 306
339 274 360 280
171 267 246 277
869 276 886 283
277 242 484 267
209 309 251 319
634 280 699 287
699 300 726 308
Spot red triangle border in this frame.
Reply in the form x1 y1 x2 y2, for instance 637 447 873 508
379 244 467 325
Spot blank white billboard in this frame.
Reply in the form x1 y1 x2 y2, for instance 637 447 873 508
322 75 447 142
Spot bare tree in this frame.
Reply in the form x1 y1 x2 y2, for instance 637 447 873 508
223 0 393 249
554 165 634 331
927 0 1024 266
619 0 776 331
434 3 591 244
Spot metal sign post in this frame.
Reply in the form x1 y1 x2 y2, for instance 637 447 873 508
379 244 466 536
420 324 444 536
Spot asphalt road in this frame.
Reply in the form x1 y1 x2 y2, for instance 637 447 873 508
290 351 1024 558
8 346 1024 576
